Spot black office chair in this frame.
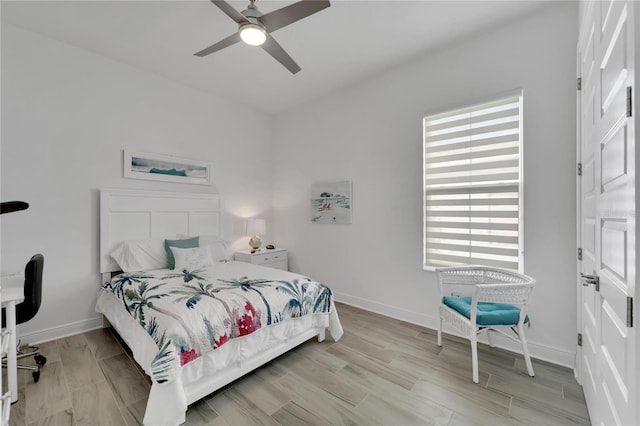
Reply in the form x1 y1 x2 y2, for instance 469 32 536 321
2 254 47 382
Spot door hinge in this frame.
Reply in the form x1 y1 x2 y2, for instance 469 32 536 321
627 297 634 327
577 163 582 176
577 77 582 91
627 86 632 117
578 333 583 346
578 248 583 260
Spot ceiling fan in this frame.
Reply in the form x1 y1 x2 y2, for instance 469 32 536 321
195 0 330 74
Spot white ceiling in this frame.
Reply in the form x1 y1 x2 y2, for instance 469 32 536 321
1 0 554 115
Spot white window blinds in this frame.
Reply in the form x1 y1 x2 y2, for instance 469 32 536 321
423 94 523 271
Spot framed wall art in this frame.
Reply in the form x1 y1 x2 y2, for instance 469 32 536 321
123 150 211 185
310 180 352 224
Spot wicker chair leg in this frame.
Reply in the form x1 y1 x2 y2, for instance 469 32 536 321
471 338 479 383
437 317 443 347
518 323 535 377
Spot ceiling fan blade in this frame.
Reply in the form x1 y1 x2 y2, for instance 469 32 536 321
259 0 330 33
261 34 301 74
210 0 249 24
194 32 242 57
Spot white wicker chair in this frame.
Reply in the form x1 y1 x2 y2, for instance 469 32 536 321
436 266 536 383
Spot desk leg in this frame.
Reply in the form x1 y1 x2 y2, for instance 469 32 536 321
6 302 17 403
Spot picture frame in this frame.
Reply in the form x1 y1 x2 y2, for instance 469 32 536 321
123 150 211 185
310 180 352 224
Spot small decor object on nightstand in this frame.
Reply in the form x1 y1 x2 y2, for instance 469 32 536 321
266 244 275 250
246 218 266 250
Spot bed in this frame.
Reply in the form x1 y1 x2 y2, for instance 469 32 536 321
96 189 343 426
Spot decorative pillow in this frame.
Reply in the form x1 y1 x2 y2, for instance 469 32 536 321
178 234 229 261
170 246 215 271
110 239 167 272
164 237 199 270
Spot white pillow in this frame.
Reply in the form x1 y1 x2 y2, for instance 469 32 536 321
110 239 168 272
178 235 229 261
170 246 215 271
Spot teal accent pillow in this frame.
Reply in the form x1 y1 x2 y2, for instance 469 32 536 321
443 296 529 326
164 237 199 270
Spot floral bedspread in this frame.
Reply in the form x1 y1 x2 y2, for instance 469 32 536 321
101 265 333 384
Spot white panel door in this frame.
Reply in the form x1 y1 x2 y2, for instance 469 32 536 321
578 1 636 425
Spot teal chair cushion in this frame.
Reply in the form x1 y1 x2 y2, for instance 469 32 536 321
443 296 528 326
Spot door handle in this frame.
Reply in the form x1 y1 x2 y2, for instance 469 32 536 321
580 273 600 291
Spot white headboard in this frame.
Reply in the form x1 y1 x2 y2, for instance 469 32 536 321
100 188 222 273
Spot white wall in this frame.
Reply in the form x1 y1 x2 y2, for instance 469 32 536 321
272 2 579 366
0 24 274 342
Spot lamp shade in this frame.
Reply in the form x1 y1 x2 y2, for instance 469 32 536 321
246 218 266 236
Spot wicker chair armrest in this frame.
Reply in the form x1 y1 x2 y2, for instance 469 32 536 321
436 266 486 285
436 266 535 302
474 282 535 305
436 266 484 300
436 266 535 285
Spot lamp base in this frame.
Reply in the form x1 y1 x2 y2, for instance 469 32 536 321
249 235 262 250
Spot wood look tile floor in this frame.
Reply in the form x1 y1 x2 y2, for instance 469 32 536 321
6 303 590 425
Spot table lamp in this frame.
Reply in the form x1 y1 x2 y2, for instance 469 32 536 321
246 218 266 250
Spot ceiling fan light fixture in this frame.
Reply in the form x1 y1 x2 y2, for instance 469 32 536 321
240 23 267 46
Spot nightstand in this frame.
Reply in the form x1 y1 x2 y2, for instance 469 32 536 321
234 248 288 271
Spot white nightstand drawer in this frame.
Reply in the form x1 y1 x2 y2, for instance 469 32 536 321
252 252 287 265
234 248 288 271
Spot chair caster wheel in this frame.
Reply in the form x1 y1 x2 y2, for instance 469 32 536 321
34 355 47 366
32 371 40 383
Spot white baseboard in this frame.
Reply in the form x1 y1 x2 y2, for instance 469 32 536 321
337 292 436 326
335 291 576 369
18 316 105 345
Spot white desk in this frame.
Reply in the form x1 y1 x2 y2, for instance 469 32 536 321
1 275 24 404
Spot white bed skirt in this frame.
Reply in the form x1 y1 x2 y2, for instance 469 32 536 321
96 289 343 426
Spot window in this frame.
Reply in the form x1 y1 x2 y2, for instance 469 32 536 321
423 93 523 271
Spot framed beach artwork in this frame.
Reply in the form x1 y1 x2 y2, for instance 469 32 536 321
311 180 352 224
123 150 211 185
